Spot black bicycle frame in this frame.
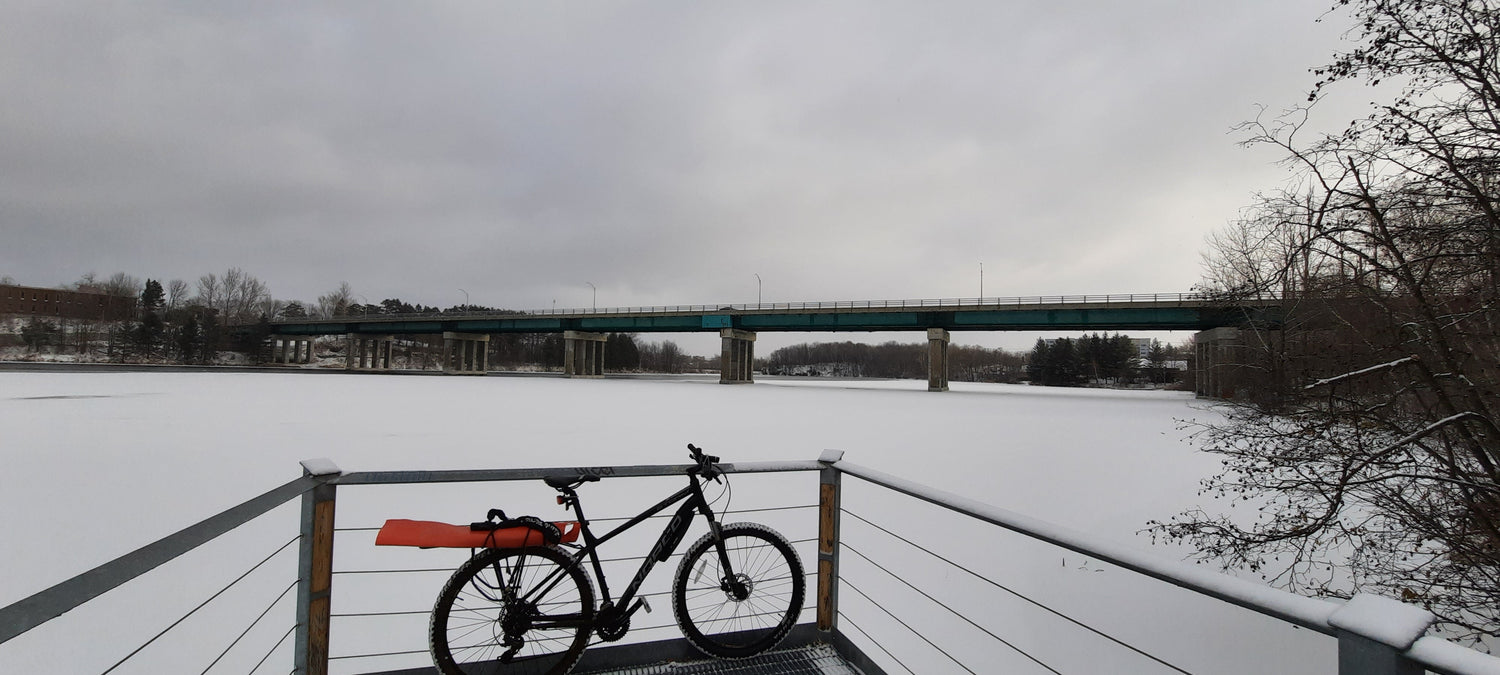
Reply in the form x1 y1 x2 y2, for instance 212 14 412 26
518 471 726 628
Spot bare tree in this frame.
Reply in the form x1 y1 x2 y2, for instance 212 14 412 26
194 268 271 323
101 272 141 297
315 282 355 318
196 273 222 313
166 279 189 311
1157 0 1500 641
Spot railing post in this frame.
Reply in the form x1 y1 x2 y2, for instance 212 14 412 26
817 450 844 635
1328 594 1432 675
295 459 342 675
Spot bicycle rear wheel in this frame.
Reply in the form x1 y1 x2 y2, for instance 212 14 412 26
430 546 594 675
671 522 805 658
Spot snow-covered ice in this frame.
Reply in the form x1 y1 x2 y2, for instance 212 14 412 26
0 371 1337 674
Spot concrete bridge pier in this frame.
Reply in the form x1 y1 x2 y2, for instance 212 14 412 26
442 332 489 375
719 329 756 384
345 335 394 371
927 328 950 392
273 337 315 364
564 331 606 378
1194 327 1244 399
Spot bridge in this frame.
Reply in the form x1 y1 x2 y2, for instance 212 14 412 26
263 293 1279 391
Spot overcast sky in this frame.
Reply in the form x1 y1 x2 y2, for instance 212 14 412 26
1 2 1368 352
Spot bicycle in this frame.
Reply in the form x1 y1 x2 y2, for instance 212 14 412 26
376 444 806 674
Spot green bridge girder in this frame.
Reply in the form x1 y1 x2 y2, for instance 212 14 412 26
268 301 1278 337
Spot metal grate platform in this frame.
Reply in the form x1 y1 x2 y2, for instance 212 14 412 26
578 643 864 675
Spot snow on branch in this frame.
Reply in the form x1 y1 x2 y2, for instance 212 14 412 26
1374 412 1487 457
1303 356 1417 390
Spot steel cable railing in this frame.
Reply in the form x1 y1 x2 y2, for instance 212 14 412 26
843 542 1067 674
99 533 301 674
843 509 1195 674
198 579 299 675
251 625 296 675
839 579 992 675
837 611 917 674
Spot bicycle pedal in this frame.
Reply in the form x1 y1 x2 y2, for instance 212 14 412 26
641 597 652 614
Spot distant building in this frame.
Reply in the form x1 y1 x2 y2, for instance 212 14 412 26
0 284 137 321
1130 337 1153 359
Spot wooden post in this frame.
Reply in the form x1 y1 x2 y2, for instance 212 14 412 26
294 460 341 675
817 450 844 634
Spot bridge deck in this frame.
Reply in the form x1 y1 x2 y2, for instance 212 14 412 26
268 293 1280 336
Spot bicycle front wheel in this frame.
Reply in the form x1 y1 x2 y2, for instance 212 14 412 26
430 546 594 675
671 522 805 659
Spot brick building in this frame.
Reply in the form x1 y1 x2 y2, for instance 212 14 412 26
0 284 137 321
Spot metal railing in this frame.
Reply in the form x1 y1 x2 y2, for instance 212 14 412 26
4 453 1496 675
822 455 1500 675
0 476 315 673
272 292 1283 324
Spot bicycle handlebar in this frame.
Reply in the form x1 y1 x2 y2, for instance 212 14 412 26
687 443 722 482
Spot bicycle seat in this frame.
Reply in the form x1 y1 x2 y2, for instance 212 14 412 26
544 474 601 489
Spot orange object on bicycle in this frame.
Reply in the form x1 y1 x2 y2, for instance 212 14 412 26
375 519 580 549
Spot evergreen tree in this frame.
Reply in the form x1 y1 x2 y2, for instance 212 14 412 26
131 312 165 358
196 310 220 363
175 313 201 363
281 301 308 319
131 280 167 358
140 279 165 311
19 318 57 352
1146 339 1171 385
1027 339 1050 383
1091 333 1133 383
604 333 641 371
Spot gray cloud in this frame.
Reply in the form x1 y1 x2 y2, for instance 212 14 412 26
2 1 1356 340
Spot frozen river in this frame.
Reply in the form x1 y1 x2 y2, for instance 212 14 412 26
0 370 1333 674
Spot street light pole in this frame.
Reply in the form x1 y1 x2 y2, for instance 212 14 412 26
458 288 469 309
586 282 596 310
755 273 762 307
979 263 984 299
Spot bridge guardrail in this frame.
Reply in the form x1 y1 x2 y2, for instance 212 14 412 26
274 292 1283 324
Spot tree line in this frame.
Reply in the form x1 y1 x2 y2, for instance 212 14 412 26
760 340 1028 382
1026 334 1180 387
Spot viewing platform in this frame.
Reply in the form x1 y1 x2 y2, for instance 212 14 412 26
4 451 1495 675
